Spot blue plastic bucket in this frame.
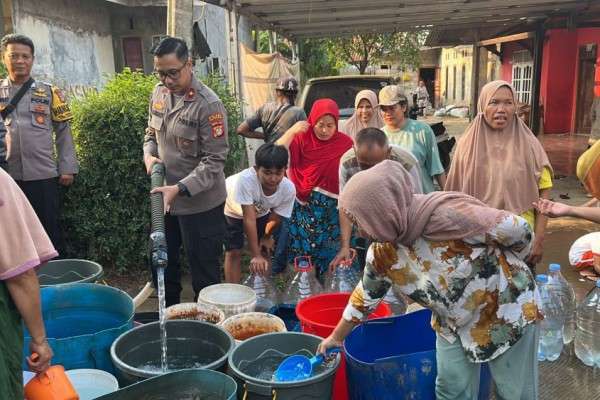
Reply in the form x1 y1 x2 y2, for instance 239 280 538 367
23 283 134 374
344 310 491 400
267 304 300 332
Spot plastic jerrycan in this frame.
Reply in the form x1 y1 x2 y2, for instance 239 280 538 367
24 356 79 400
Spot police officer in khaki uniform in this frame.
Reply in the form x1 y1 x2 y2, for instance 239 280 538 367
0 34 78 251
144 37 228 306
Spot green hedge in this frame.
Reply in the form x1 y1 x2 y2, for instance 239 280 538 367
62 70 244 272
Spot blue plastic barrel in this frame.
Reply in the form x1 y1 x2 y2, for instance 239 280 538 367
23 283 134 374
344 310 491 400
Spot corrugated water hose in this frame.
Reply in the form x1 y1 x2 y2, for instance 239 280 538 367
150 162 168 270
133 162 168 309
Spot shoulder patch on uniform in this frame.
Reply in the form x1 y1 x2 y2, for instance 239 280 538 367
208 112 225 138
50 86 72 122
152 100 165 112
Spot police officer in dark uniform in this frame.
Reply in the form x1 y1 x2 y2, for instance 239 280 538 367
0 34 78 250
144 37 228 306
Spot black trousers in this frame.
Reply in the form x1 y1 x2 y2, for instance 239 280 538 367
16 178 63 253
152 203 226 306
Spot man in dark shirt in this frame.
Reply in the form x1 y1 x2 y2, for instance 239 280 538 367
236 76 306 143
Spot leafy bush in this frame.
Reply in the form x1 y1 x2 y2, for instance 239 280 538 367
0 63 6 78
203 74 246 175
62 70 244 272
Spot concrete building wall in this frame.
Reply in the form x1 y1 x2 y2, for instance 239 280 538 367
193 1 228 77
439 46 500 109
238 15 253 49
9 0 252 90
192 2 253 84
12 0 115 88
109 4 167 74
0 4 5 37
421 48 441 67
440 46 473 107
499 28 600 134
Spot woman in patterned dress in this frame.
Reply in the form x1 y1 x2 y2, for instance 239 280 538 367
318 160 541 400
276 99 353 277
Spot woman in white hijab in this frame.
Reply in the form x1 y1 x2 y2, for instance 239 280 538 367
342 90 384 140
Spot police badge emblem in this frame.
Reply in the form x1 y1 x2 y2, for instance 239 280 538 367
208 112 225 138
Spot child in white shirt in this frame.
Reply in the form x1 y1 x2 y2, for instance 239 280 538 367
223 143 296 283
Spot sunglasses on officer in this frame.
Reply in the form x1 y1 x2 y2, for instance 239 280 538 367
153 63 187 81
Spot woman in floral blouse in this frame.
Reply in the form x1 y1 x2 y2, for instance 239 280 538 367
318 160 540 400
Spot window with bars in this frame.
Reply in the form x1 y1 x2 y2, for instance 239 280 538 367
453 65 457 100
445 66 449 97
512 50 533 104
461 64 466 101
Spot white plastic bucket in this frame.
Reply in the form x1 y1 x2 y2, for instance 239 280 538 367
165 302 225 324
22 371 35 386
65 369 119 399
221 312 287 343
198 284 256 318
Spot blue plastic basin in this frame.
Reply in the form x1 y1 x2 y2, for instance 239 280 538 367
23 283 134 374
344 309 491 400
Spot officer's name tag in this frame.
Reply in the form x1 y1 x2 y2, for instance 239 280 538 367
177 116 198 129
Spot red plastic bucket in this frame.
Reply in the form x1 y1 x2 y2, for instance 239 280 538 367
296 293 392 400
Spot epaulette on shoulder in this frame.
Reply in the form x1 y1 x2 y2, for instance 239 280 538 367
38 81 54 89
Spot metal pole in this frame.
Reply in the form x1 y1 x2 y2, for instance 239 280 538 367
530 23 545 135
166 0 193 50
268 30 274 53
166 0 175 35
225 1 242 98
291 40 297 62
470 31 481 120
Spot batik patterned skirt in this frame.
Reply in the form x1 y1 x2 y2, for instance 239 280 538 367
288 190 341 277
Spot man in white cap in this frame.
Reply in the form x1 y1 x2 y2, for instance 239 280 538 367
378 85 445 193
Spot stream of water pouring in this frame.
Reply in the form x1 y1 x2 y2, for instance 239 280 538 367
157 267 168 372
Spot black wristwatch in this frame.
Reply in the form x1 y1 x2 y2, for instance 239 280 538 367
176 182 190 197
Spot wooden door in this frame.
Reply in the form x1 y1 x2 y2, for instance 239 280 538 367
576 44 597 134
122 37 144 71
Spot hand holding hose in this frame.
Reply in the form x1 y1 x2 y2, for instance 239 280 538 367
150 185 179 214
144 154 162 175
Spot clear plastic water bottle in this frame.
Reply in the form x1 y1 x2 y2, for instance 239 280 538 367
324 249 360 293
282 256 322 306
243 273 277 312
575 280 600 367
537 274 564 361
547 263 576 344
